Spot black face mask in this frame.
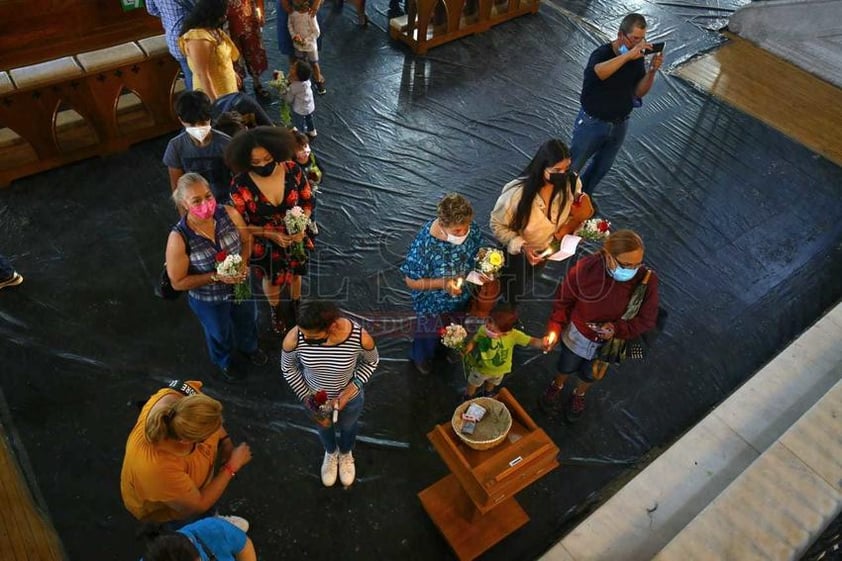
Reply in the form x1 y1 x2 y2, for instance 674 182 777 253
252 161 276 177
303 336 329 345
548 170 575 190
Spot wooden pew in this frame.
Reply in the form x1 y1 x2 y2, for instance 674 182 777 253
0 1 181 188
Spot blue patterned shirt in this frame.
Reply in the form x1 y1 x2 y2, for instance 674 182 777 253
178 206 242 302
146 0 196 61
400 220 483 316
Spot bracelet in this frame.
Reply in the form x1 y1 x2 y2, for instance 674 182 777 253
222 464 236 478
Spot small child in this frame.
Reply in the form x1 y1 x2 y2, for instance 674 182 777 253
285 60 317 139
293 131 323 234
288 0 326 95
213 110 247 138
462 304 543 400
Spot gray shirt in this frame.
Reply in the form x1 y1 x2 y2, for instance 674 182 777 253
163 129 232 201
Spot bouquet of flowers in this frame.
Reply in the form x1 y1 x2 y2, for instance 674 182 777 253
574 218 611 242
475 247 505 279
283 206 311 261
214 251 251 303
304 389 332 427
268 70 292 127
440 323 468 351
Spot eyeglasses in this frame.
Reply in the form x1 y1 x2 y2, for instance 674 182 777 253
623 31 646 44
613 256 644 268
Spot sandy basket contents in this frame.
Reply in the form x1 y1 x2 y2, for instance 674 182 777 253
451 397 513 451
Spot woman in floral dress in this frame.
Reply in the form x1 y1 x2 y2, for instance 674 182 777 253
226 0 270 99
226 126 315 333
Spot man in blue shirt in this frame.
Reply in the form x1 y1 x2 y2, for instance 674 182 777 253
570 13 664 195
146 0 197 89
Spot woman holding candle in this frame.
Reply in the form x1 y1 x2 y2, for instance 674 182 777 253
490 139 585 304
540 230 660 422
401 193 482 374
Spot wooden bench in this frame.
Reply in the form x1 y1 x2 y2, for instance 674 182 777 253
0 2 181 187
390 0 540 54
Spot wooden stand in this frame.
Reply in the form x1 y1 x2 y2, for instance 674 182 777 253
418 388 559 561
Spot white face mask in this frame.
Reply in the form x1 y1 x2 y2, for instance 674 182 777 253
446 229 470 245
186 125 212 142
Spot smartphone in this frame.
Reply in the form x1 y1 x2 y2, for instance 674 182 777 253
643 42 665 55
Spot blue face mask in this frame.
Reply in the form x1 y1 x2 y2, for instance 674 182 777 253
618 44 629 55
609 265 639 282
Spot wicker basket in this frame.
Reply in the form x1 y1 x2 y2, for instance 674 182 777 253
451 397 513 451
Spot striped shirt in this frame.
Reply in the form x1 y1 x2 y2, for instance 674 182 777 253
281 321 379 400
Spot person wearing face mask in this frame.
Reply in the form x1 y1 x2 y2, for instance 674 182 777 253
569 13 663 195
164 91 234 204
226 126 315 335
461 304 543 401
540 229 659 422
166 173 267 383
490 139 585 304
281 300 379 488
401 193 483 375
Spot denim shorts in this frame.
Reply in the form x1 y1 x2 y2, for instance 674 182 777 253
466 368 504 387
556 341 598 383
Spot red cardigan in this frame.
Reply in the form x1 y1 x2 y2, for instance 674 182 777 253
546 254 660 341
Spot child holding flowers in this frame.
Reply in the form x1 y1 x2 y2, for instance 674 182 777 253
461 304 543 400
288 0 327 94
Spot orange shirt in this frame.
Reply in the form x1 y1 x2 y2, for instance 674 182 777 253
119 381 223 522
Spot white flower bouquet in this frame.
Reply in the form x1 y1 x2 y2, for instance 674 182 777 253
440 323 468 351
214 251 251 303
574 218 611 242
283 206 311 260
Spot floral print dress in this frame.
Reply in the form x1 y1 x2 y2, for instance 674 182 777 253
230 161 315 286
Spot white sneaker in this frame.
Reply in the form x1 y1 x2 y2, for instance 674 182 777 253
307 129 317 139
321 451 339 487
338 452 356 487
216 515 249 533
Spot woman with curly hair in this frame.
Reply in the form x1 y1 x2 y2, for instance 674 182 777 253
226 126 315 334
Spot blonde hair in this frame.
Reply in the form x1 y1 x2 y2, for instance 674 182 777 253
145 394 223 444
437 193 473 227
601 229 645 257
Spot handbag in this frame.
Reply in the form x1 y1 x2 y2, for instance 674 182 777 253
154 226 190 300
596 269 666 364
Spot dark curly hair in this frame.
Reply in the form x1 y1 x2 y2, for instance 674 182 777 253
224 126 296 173
297 300 341 331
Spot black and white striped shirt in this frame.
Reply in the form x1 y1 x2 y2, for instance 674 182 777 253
281 321 379 400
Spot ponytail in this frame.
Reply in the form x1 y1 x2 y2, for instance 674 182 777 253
144 394 223 444
144 404 177 444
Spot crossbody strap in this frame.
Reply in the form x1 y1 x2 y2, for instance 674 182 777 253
620 268 652 321
193 534 218 561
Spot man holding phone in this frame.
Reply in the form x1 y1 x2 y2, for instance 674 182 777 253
569 13 664 195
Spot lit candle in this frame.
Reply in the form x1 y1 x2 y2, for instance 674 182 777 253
256 6 262 20
454 277 464 289
544 331 557 354
539 247 554 258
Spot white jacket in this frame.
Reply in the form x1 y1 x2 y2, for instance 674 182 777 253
490 177 580 254
288 11 320 52
284 80 315 115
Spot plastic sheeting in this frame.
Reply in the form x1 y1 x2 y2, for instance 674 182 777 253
0 0 840 559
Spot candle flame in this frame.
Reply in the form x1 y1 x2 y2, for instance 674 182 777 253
256 6 262 20
539 247 553 258
547 331 557 344
455 277 464 289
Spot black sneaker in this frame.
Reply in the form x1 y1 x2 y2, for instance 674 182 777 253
314 81 327 95
217 365 246 384
412 359 432 375
565 391 586 423
246 348 268 366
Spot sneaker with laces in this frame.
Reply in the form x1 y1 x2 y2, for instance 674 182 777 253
315 81 327 95
216 515 249 533
338 451 356 487
0 272 23 290
565 391 587 423
538 382 563 414
306 129 317 139
321 451 339 487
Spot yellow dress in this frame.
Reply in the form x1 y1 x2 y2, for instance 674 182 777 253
179 28 241 99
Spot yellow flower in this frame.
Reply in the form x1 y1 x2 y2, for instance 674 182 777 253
488 251 503 267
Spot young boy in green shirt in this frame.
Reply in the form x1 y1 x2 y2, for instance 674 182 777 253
463 304 543 400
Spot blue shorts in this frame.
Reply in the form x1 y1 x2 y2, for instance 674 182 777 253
556 341 598 383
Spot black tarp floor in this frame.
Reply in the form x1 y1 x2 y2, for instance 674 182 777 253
1 0 841 559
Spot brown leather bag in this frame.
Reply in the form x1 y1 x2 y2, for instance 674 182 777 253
554 192 595 239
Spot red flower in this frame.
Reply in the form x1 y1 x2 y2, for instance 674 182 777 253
597 220 610 232
285 190 298 206
215 250 228 262
230 192 245 212
438 328 446 337
314 390 328 405
300 184 312 199
248 201 257 214
252 242 266 258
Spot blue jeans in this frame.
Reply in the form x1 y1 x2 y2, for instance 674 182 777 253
187 296 259 369
317 391 365 454
570 108 629 195
292 112 315 134
0 254 13 279
410 312 465 364
177 58 193 91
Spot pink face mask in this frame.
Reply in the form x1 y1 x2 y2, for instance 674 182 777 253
189 198 217 220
